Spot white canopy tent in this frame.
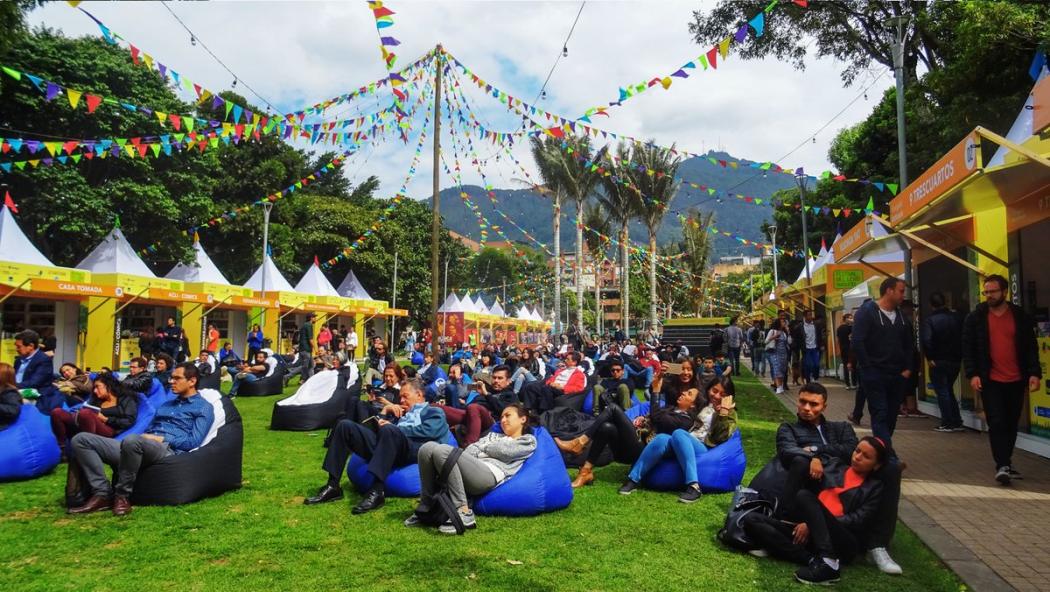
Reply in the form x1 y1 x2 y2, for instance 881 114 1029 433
165 238 232 284
437 293 461 313
335 269 373 300
77 227 156 277
0 206 55 267
294 260 340 296
243 254 295 292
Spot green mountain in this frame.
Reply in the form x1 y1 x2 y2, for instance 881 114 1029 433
435 151 794 257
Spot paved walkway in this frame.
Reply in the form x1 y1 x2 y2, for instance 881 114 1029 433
770 380 1050 592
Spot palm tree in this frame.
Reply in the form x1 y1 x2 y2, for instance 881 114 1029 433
681 208 715 316
597 142 638 338
583 201 612 336
626 142 683 333
529 135 567 333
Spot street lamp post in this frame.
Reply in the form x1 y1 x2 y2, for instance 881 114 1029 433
769 225 779 302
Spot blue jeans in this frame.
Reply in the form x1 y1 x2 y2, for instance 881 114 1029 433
628 430 709 485
751 347 766 376
625 365 653 389
728 347 741 377
510 368 536 394
859 368 906 448
229 372 259 395
803 348 821 382
930 361 962 427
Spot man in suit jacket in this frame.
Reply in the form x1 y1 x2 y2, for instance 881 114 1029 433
13 330 59 411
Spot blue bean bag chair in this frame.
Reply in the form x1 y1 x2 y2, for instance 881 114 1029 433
146 378 173 409
411 351 424 366
114 393 157 442
625 403 746 493
423 366 450 402
0 404 61 481
472 425 573 517
346 431 458 497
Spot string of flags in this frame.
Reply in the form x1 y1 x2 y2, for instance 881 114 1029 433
322 88 436 269
578 0 796 121
366 1 411 141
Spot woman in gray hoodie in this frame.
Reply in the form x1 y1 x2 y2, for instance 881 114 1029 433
409 403 537 534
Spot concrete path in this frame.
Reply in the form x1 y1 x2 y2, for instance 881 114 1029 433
769 379 1049 592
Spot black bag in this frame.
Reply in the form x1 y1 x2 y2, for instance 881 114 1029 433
412 447 466 534
717 486 777 552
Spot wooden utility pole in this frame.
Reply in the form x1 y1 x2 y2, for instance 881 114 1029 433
430 45 443 349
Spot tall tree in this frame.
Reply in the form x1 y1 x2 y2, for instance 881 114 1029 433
529 135 568 333
597 142 638 337
681 209 715 316
627 142 683 332
582 201 611 336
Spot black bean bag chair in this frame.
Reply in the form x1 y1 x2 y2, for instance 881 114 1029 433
130 390 243 505
237 366 287 397
197 369 222 391
270 367 360 431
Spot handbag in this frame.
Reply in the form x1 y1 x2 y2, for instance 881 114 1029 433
717 486 778 552
411 447 467 534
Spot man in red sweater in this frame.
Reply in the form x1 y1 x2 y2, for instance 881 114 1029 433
962 274 1041 485
520 351 588 413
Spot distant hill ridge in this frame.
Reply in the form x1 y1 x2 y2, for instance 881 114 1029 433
433 150 793 256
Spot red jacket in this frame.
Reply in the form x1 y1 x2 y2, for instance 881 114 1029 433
545 366 586 395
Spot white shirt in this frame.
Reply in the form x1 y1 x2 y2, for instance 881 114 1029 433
622 344 638 357
803 322 818 349
348 331 359 347
879 307 898 324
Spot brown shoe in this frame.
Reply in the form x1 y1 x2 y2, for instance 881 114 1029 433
112 496 132 517
571 465 594 488
68 495 112 515
554 435 590 456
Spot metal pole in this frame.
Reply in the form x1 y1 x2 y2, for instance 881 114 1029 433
796 172 811 286
261 201 273 292
442 255 449 354
391 250 399 349
770 225 779 300
430 45 443 349
502 279 506 305
749 274 754 313
890 16 914 301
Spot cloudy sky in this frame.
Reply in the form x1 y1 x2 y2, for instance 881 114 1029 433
31 0 892 201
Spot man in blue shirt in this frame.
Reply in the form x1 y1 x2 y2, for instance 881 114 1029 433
13 329 60 411
69 363 214 517
304 378 448 515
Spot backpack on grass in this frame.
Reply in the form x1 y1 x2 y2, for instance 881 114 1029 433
412 447 466 535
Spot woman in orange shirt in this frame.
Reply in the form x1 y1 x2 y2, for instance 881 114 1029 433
206 324 220 353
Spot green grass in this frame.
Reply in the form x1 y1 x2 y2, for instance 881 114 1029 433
0 371 962 591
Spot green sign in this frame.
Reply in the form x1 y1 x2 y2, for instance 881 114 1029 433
833 269 864 290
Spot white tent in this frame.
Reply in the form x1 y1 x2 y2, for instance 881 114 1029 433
515 305 530 320
77 227 156 277
529 307 543 321
459 293 478 313
166 238 231 284
842 277 879 313
489 300 506 317
295 260 339 296
837 216 906 264
473 295 488 314
335 269 373 300
243 254 295 292
0 206 54 266
437 293 461 313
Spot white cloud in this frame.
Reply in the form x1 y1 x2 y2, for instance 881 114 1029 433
29 0 889 204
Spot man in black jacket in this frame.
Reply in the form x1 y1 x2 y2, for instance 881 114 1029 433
362 340 395 386
773 382 903 575
921 292 964 432
851 277 913 449
962 274 1041 485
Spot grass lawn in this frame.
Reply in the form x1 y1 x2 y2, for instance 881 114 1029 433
0 370 962 591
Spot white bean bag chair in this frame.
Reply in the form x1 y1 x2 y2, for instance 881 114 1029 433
270 366 359 431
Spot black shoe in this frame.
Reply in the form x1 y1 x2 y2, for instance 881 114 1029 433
795 558 840 585
618 480 638 495
352 489 385 514
304 484 344 505
677 484 702 504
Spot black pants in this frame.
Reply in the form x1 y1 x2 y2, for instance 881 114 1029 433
584 405 644 465
745 489 861 564
851 385 866 421
779 456 901 550
322 420 416 488
981 379 1026 470
840 353 853 387
520 383 586 414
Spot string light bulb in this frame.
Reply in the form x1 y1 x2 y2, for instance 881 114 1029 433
232 78 238 88
562 46 569 57
190 35 196 46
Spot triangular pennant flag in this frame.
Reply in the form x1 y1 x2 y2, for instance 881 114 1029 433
706 46 718 69
886 183 899 195
66 88 82 108
749 13 765 37
719 37 731 59
864 197 875 211
85 94 102 113
3 190 18 214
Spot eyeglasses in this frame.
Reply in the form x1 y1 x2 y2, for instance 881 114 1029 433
611 368 623 373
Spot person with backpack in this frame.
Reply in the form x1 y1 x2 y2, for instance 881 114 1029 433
406 403 537 534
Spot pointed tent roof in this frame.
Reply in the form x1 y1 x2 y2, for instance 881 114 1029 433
295 259 340 296
0 206 54 267
243 253 295 292
516 305 530 319
530 307 543 321
165 238 231 284
473 295 488 314
335 269 373 300
77 227 156 277
438 293 461 313
490 300 506 317
459 293 478 313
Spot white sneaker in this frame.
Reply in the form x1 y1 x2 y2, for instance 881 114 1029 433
775 387 784 394
868 547 902 575
748 548 769 558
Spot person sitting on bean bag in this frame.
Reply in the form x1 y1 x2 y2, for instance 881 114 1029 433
434 365 518 446
228 351 276 397
13 330 61 411
152 354 175 391
53 363 94 405
303 377 448 515
618 377 737 502
0 363 22 431
593 359 635 411
50 372 138 458
68 362 213 516
519 351 588 414
407 402 537 534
